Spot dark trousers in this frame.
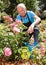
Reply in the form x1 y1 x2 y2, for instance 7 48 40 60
29 27 39 45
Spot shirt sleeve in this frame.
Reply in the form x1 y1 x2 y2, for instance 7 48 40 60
27 11 36 23
30 11 36 17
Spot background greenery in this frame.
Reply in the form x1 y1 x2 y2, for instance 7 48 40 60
0 0 38 19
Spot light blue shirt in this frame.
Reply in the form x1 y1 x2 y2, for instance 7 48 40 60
16 11 36 23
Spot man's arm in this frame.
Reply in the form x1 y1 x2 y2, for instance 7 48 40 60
27 15 41 34
32 15 41 26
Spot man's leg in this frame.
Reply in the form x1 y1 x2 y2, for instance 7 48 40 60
33 28 39 46
24 33 33 51
24 27 39 50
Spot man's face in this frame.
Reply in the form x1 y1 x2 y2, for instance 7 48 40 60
17 7 26 17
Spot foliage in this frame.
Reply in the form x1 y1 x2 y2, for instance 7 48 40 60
0 0 4 11
31 46 46 65
38 20 46 41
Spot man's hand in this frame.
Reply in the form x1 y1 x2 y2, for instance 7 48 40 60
15 19 22 25
27 24 34 34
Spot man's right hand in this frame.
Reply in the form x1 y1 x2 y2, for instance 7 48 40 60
15 19 22 25
27 24 34 34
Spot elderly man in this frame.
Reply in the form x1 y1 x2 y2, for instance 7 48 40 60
16 3 41 51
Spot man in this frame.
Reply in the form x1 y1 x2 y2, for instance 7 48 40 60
16 3 41 51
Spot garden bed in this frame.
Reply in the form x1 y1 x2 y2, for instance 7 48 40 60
0 57 32 65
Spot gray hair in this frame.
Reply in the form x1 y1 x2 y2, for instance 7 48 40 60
17 3 26 9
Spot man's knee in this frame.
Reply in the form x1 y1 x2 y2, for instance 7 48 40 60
34 27 39 34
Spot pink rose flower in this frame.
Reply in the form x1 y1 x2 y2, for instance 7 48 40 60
39 47 45 55
10 23 15 27
4 47 12 56
10 23 18 27
3 16 8 19
3 16 13 22
13 27 20 34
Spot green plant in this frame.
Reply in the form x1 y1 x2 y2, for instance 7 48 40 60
0 21 31 60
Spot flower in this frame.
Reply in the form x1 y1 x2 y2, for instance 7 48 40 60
39 47 45 55
4 47 12 56
13 26 20 34
10 23 18 27
3 16 13 22
18 47 31 60
10 23 16 27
